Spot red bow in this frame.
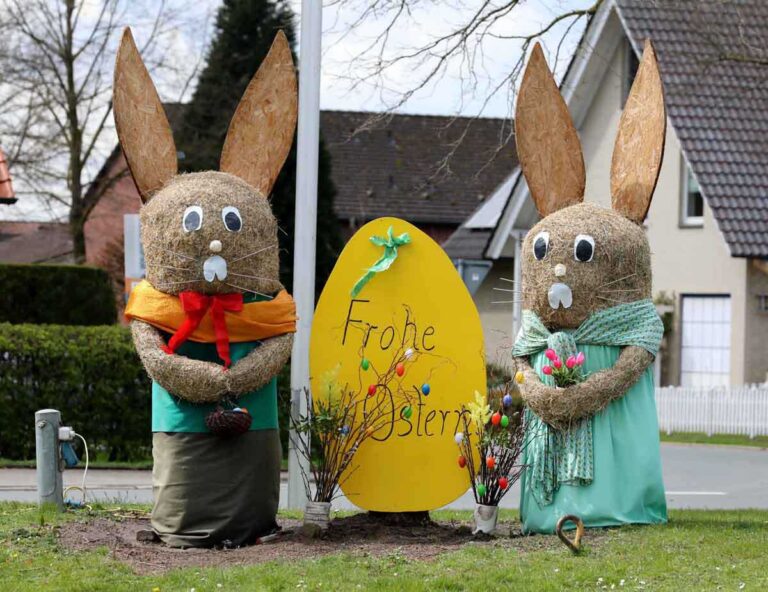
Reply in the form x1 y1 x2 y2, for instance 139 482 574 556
161 291 244 368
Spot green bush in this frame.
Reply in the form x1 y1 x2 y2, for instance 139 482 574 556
0 323 296 461
0 323 150 460
0 263 116 325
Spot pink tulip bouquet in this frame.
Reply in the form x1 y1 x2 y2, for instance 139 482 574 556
541 349 585 387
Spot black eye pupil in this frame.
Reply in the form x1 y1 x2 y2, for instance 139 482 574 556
225 211 241 231
534 237 547 260
576 240 593 262
184 211 200 231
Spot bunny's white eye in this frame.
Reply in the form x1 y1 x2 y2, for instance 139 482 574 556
574 234 595 262
532 231 549 260
222 206 242 232
183 206 203 232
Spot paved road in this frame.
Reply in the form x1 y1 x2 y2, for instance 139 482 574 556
2 443 766 510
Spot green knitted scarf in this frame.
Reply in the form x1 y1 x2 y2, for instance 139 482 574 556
513 299 663 505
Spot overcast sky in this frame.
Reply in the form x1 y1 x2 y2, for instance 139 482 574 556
1 0 589 222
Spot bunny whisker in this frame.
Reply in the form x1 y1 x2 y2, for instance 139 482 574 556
596 295 625 303
229 243 279 263
599 288 641 292
492 300 524 305
229 272 282 284
598 273 637 288
159 246 197 261
222 280 272 299
153 279 201 288
493 287 522 293
499 277 519 284
154 264 197 273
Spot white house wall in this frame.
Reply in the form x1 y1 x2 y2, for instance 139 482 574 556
576 39 748 385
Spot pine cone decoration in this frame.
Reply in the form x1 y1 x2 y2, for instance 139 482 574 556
205 408 252 436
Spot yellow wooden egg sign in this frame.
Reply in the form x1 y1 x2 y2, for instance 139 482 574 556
310 217 486 511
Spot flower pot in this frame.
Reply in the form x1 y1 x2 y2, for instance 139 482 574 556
304 501 331 530
473 503 499 534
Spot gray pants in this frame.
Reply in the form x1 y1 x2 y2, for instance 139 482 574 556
151 430 281 548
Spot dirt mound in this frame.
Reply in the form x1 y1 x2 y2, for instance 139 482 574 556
58 512 587 575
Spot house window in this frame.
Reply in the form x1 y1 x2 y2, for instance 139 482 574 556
681 163 704 227
622 40 639 106
680 295 731 387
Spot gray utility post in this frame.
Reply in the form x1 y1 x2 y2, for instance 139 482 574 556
286 0 322 510
35 409 63 510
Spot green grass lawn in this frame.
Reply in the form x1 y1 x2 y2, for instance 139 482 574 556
1 503 766 591
660 432 768 448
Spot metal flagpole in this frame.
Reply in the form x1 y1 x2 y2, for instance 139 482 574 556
287 0 322 510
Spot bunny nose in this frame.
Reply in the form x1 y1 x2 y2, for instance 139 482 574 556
554 264 567 277
209 240 222 253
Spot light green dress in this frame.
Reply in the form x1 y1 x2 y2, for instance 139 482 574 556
520 344 667 533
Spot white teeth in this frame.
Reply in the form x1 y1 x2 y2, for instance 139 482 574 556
203 255 228 282
548 283 573 309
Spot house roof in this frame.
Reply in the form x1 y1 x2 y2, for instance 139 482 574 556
320 111 517 225
0 221 72 263
618 0 768 258
442 227 493 260
486 0 768 260
0 148 17 205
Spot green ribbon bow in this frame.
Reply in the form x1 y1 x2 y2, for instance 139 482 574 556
351 226 411 297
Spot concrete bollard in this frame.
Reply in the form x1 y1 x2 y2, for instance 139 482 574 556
35 409 63 510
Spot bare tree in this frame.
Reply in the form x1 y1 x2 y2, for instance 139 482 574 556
0 0 208 262
326 0 767 174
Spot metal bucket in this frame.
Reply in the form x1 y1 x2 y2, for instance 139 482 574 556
473 503 499 534
304 501 332 529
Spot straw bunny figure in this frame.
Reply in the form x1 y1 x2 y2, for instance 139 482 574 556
115 28 297 547
512 41 667 533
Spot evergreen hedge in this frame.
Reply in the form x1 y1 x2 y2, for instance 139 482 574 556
0 323 150 460
0 323 294 461
0 263 116 325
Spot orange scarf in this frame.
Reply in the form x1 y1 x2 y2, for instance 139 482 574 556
125 280 296 364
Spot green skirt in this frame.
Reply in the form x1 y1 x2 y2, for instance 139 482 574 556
151 430 281 547
520 344 667 533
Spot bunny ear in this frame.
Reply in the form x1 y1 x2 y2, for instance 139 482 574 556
610 40 666 223
515 43 585 218
220 31 298 196
113 27 178 203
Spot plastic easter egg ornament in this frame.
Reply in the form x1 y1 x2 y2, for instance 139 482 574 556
515 370 525 384
502 394 513 407
421 383 431 396
367 384 377 397
486 456 496 470
476 483 487 497
396 362 405 377
501 415 510 428
310 218 486 512
361 358 370 371
402 405 413 419
498 477 509 490
491 412 501 427
458 455 467 468
454 432 464 445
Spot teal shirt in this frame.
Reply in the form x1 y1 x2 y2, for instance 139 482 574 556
151 293 278 433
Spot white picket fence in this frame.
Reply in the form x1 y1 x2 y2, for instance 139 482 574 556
655 385 768 438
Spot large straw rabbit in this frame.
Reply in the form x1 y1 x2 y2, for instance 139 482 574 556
512 41 667 533
115 28 297 547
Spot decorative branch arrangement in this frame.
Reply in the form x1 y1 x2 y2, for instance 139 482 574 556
456 375 528 509
290 345 420 507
